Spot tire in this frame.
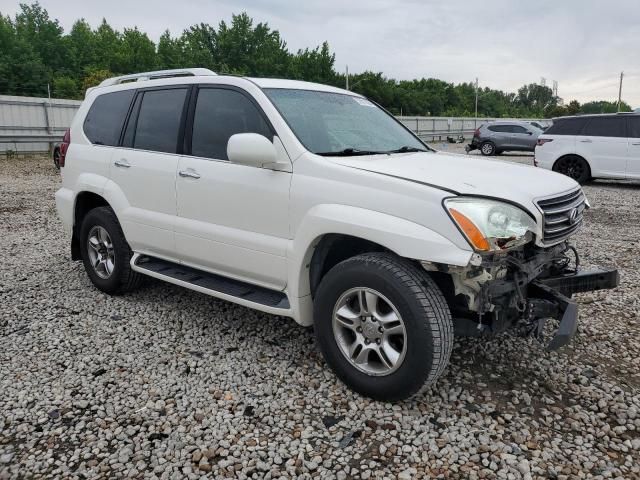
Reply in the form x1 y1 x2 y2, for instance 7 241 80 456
313 252 453 401
53 147 60 169
553 155 591 184
480 141 496 156
79 206 143 294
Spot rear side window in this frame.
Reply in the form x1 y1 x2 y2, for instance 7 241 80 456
190 88 272 160
582 117 626 138
487 125 511 133
83 90 135 146
544 117 588 135
628 117 640 138
133 88 188 153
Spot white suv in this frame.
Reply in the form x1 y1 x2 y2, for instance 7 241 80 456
55 69 618 400
534 113 640 183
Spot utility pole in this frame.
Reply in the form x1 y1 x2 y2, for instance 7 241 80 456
47 83 51 101
345 65 349 91
474 77 479 120
617 71 624 112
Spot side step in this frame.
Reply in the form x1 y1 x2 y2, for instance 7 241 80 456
131 254 291 312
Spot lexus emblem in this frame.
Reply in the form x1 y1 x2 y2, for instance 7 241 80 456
568 208 579 225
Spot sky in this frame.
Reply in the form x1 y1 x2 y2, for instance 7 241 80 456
2 0 639 108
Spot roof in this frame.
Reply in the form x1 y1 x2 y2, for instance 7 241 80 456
552 112 640 121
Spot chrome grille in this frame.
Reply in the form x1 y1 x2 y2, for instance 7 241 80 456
536 188 586 244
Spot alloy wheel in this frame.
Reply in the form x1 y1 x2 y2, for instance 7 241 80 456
87 226 115 279
332 287 407 376
481 143 494 155
557 157 585 180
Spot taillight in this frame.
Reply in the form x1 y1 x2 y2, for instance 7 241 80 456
473 128 480 137
536 138 552 146
59 129 70 167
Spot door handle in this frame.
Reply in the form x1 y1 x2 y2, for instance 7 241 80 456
178 168 201 179
579 139 592 143
632 142 640 146
114 158 131 168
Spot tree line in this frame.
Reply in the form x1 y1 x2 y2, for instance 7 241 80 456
0 3 632 117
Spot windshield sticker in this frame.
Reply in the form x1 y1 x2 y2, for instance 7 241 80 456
353 97 375 107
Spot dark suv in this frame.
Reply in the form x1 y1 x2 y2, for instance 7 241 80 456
467 121 542 156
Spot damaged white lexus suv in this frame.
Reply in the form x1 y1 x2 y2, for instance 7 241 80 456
55 69 619 401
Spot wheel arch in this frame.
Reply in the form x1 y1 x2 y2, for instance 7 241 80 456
71 191 112 260
287 204 473 325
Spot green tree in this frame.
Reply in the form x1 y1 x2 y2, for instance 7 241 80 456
53 76 78 98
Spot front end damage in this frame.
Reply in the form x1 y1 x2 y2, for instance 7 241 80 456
423 242 619 350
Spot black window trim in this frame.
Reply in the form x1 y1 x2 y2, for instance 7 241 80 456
183 84 277 160
119 84 194 154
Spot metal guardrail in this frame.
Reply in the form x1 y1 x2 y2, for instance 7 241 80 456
0 95 81 153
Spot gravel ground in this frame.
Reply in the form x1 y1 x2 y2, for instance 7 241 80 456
1 152 639 480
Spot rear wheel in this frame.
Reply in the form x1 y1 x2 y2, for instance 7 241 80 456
480 141 496 156
553 155 590 184
79 206 143 294
314 253 453 401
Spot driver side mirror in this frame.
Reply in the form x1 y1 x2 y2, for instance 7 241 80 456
227 133 290 172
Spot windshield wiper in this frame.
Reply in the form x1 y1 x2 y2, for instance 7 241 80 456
316 148 385 157
385 146 429 153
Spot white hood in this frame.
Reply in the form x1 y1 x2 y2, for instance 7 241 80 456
333 151 580 213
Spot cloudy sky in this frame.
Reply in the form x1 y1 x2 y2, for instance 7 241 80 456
2 0 639 107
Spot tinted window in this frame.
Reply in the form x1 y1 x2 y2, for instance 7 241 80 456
545 117 588 135
488 125 511 133
582 117 626 138
133 88 188 153
511 125 528 134
191 88 272 160
83 90 135 146
628 117 640 138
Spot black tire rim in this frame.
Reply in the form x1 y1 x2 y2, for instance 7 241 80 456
557 157 585 180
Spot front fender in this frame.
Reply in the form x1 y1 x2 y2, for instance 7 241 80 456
288 204 473 299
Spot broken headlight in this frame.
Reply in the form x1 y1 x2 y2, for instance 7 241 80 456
444 197 537 252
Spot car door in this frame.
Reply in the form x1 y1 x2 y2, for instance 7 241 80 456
487 125 513 149
109 86 189 259
575 116 627 178
174 86 292 290
510 124 536 150
627 116 640 178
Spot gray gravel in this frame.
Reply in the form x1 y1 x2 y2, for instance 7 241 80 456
1 153 639 480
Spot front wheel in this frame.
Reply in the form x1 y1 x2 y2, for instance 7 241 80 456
553 155 591 184
314 253 453 401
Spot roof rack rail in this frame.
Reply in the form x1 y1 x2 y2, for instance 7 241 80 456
98 68 216 87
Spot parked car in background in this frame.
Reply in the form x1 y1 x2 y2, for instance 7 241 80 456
534 113 640 184
466 121 541 155
55 69 618 401
528 121 548 131
53 142 61 169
